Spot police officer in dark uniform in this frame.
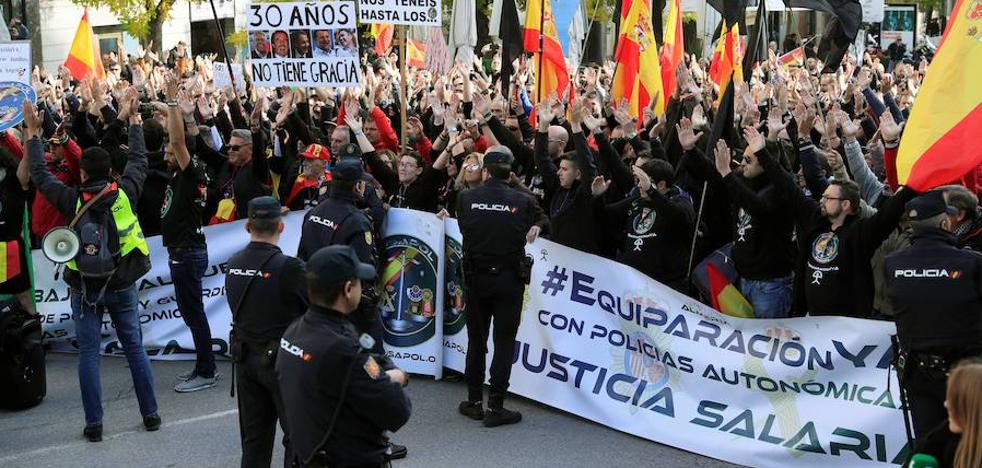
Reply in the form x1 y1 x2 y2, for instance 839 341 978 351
296 156 384 351
277 245 411 468
456 146 549 427
226 197 308 468
885 190 982 445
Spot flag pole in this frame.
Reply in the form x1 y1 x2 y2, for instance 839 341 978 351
208 0 237 92
686 180 709 284
399 25 409 154
537 0 546 103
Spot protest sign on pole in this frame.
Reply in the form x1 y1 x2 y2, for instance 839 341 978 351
358 0 441 26
880 4 917 51
246 1 360 87
0 42 31 85
213 62 245 93
380 209 445 378
443 218 467 373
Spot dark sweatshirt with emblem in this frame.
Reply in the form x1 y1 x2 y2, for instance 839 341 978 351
762 143 917 317
604 186 694 289
534 129 602 255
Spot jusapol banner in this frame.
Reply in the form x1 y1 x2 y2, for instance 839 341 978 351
512 239 908 467
379 209 445 378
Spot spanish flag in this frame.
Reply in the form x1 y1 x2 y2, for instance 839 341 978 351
659 0 684 101
708 263 754 319
896 0 982 191
523 0 569 104
0 240 21 283
63 9 105 81
708 20 743 105
408 40 426 68
611 0 665 119
372 23 395 56
779 47 805 69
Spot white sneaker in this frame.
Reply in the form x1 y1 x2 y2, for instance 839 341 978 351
174 373 220 393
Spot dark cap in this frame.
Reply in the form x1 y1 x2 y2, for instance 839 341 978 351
339 142 362 160
483 145 514 166
332 158 364 181
248 196 282 220
307 245 376 287
905 190 958 221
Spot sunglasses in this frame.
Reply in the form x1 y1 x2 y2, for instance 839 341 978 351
464 163 482 172
228 144 247 151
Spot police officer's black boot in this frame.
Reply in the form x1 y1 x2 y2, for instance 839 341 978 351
483 394 521 427
458 400 485 420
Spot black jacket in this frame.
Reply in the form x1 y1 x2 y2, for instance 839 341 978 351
28 126 151 291
535 130 602 255
276 305 411 465
457 178 549 266
225 241 307 346
722 162 795 280
363 150 446 213
886 227 982 353
297 191 375 263
766 145 917 317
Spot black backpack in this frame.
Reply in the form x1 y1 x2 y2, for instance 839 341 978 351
71 185 122 279
0 299 45 409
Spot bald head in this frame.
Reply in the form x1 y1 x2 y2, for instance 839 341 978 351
547 125 569 157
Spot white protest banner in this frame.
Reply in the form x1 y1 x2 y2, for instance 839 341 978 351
359 0 441 26
860 0 885 23
36 212 306 358
0 42 31 85
511 239 909 468
442 218 467 373
213 62 245 93
246 1 360 87
379 208 444 378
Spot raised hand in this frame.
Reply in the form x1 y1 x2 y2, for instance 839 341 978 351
590 176 611 197
743 126 766 154
714 139 732 178
472 91 492 118
879 111 902 142
766 108 788 141
177 89 196 115
20 99 42 136
840 116 862 141
692 104 709 130
633 166 652 196
197 95 214 120
675 117 703 152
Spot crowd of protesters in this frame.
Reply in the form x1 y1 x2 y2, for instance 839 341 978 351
4 32 982 465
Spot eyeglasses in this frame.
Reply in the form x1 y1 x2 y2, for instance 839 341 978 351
228 144 248 151
398 162 418 168
820 195 845 201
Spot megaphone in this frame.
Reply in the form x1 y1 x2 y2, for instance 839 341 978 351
42 227 80 264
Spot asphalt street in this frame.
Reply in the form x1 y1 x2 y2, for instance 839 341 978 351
0 353 740 468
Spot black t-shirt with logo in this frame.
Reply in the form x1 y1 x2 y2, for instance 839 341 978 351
161 160 208 248
804 228 846 314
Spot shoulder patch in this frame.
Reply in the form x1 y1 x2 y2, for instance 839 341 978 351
363 355 382 379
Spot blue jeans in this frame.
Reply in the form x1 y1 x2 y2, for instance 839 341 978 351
72 285 158 426
740 275 794 319
169 246 215 378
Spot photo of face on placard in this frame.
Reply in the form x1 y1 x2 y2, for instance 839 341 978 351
332 28 358 58
250 30 272 59
311 29 334 58
270 30 292 59
291 30 312 58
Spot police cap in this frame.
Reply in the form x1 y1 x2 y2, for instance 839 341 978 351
307 245 376 287
332 158 365 182
248 196 282 220
905 190 958 220
483 145 514 166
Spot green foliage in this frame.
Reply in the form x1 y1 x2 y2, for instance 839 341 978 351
585 0 614 23
71 0 176 39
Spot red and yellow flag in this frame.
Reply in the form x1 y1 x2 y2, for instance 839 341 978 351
708 263 754 319
612 0 665 118
0 240 21 282
523 0 569 105
896 0 982 191
660 0 684 101
408 40 426 68
63 9 105 81
779 47 805 69
372 24 395 56
708 20 743 106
